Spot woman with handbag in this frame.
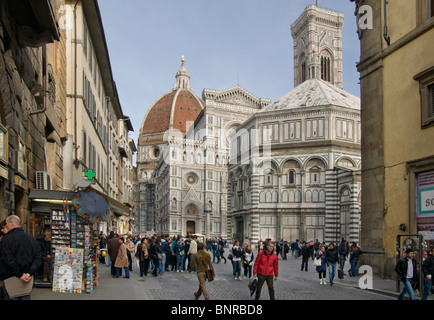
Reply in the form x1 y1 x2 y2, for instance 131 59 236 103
242 245 254 279
315 246 327 285
188 242 215 300
136 237 150 277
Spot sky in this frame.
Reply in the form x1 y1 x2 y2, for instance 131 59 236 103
98 0 361 151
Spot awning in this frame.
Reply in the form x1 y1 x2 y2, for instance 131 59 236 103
107 197 130 217
29 189 77 213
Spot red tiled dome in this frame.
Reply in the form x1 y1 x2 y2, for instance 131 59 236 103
141 89 204 135
141 58 204 136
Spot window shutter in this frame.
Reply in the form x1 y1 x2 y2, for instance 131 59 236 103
430 84 434 116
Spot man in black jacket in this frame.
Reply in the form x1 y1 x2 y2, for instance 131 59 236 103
326 243 339 286
300 242 310 271
422 247 434 300
395 248 418 300
0 215 42 300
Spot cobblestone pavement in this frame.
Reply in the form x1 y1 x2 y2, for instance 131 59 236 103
32 251 398 300
144 253 395 301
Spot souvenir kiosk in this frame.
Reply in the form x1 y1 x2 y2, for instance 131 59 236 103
29 187 110 293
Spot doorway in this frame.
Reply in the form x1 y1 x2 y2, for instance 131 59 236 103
186 221 195 235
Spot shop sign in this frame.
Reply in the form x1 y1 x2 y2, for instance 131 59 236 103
418 171 434 217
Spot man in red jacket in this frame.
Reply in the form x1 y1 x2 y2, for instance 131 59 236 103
253 241 278 300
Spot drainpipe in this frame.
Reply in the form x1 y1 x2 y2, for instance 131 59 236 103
73 0 79 168
383 0 391 46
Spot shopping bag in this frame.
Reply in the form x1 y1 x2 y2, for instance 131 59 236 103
248 278 258 296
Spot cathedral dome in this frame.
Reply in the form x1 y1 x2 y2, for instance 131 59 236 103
140 57 204 136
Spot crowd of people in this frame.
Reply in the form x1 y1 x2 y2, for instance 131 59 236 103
0 217 433 300
287 238 363 285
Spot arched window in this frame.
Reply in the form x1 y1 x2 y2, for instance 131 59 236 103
288 170 296 185
301 61 307 83
321 55 331 83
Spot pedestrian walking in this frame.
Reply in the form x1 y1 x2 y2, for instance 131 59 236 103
136 237 150 277
282 241 289 260
114 237 130 278
348 242 362 277
126 236 135 271
99 232 107 264
242 244 254 279
313 239 320 257
159 235 169 275
0 215 42 300
293 240 300 258
188 236 197 272
326 243 339 286
230 240 242 280
300 241 310 271
174 236 185 272
212 239 218 263
315 246 327 285
275 242 281 259
253 241 278 300
188 243 215 300
183 236 191 271
395 248 418 300
217 237 227 264
338 240 347 274
107 232 121 277
422 247 434 300
149 238 161 277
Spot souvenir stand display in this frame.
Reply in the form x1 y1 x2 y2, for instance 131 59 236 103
50 199 100 294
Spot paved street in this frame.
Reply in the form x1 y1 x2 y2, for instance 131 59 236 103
32 251 403 301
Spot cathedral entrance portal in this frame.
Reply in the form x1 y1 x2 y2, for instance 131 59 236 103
186 221 195 235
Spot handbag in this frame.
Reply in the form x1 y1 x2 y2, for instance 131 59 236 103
313 256 322 266
198 252 214 282
248 278 258 296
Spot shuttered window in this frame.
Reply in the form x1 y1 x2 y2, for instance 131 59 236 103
414 66 434 128
430 84 434 116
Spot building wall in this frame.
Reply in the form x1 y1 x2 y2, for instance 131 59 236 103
64 0 135 234
354 0 434 278
227 107 361 246
0 0 65 228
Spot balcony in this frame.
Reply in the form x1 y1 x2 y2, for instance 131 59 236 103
6 0 60 47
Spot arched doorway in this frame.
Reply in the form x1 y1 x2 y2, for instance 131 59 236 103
186 221 195 235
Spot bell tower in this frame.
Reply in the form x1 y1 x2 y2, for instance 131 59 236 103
291 5 344 88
